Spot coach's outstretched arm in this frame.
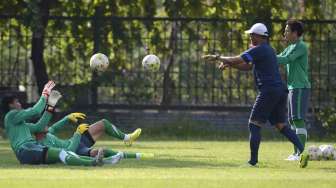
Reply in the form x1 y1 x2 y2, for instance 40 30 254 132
202 55 252 71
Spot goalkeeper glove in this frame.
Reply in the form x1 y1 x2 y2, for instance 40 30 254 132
42 80 55 97
46 90 62 113
76 123 90 134
68 112 87 124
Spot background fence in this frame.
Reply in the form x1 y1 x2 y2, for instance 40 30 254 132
0 15 336 111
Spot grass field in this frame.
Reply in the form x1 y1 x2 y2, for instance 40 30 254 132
1 140 336 188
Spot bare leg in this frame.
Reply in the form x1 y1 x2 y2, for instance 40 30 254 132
87 119 141 146
87 120 105 141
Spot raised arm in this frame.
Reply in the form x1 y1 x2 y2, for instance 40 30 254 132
48 112 86 134
277 43 307 65
27 110 53 133
48 116 70 134
202 54 252 71
12 96 47 124
67 124 89 152
12 81 55 123
66 133 82 152
218 56 252 71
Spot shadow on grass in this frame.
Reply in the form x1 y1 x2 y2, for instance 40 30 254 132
115 158 238 169
0 158 238 170
0 147 237 170
0 140 236 170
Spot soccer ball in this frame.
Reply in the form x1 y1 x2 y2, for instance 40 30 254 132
142 54 160 71
319 144 334 160
332 150 336 160
90 53 109 71
308 145 321 160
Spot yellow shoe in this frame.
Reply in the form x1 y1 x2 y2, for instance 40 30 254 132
138 153 154 160
124 128 142 146
299 152 309 168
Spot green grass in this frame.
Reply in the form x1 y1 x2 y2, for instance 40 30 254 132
1 140 336 188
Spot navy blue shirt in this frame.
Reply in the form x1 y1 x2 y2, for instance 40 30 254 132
240 43 284 91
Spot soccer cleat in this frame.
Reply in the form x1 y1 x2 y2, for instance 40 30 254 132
138 153 155 160
103 152 123 165
94 148 105 166
285 154 299 161
299 152 309 168
124 128 142 146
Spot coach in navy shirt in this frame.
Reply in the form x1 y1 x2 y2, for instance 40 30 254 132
202 23 308 168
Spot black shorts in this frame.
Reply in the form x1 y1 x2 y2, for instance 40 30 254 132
249 88 288 126
16 142 48 164
75 131 95 156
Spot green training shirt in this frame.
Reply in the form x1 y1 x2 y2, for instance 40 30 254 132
277 38 311 89
37 116 81 152
4 96 52 153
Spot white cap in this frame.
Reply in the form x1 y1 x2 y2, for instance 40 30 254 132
245 23 269 36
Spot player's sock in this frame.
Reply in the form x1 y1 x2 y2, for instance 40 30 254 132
103 148 137 159
248 123 261 166
45 147 62 163
136 153 154 160
47 148 100 166
280 126 304 153
289 119 297 154
102 119 126 140
103 152 123 165
60 150 101 166
293 119 307 152
104 148 119 157
125 152 138 159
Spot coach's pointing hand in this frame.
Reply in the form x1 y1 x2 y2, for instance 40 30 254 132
218 62 230 70
202 54 219 63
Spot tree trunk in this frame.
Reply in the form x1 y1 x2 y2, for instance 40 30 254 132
30 0 51 94
161 21 179 106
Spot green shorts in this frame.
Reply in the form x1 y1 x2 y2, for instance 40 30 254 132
288 88 310 121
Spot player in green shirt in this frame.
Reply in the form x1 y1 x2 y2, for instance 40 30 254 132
277 20 311 161
2 81 104 166
34 113 153 164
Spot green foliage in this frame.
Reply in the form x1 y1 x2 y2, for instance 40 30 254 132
1 0 336 107
318 107 336 137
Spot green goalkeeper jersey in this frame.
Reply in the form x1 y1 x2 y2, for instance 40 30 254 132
277 38 311 89
4 96 52 153
37 116 81 152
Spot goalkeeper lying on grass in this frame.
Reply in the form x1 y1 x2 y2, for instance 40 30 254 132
2 81 104 166
33 112 154 165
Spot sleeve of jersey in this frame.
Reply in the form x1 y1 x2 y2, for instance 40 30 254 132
66 132 81 152
240 48 257 64
13 96 47 124
48 116 70 134
277 44 306 64
28 111 53 133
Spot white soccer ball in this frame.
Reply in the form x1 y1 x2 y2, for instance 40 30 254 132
332 150 336 160
142 54 160 71
90 53 109 71
316 148 323 160
319 144 334 160
308 145 321 160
